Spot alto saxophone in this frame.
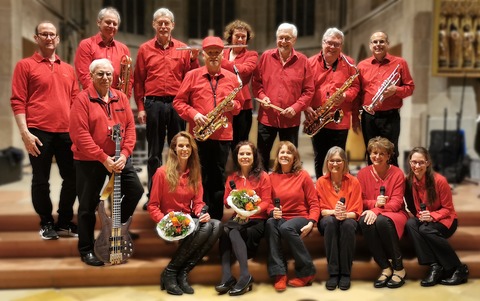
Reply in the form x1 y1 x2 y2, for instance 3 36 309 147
117 55 132 94
303 55 359 137
193 66 243 141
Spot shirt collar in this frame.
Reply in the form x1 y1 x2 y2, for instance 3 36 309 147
95 32 116 47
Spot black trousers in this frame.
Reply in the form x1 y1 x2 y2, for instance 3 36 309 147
28 128 76 226
405 217 460 271
75 159 143 256
361 110 400 166
311 128 349 179
265 217 316 278
231 109 253 152
197 140 230 220
318 216 357 276
144 96 185 196
257 123 299 171
359 214 404 270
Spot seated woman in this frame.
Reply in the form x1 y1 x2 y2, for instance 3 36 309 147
266 141 320 292
216 141 272 296
405 147 468 286
147 131 222 295
316 146 363 291
357 137 408 289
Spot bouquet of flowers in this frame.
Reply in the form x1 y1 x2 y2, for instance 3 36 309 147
227 189 261 223
156 211 195 241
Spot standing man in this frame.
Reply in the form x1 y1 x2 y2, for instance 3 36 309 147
306 28 360 179
70 59 143 266
174 36 242 220
134 8 199 209
221 20 258 150
74 7 133 98
357 31 415 166
10 21 79 240
252 23 314 170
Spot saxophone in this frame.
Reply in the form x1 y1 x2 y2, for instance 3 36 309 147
117 55 132 94
302 55 359 137
193 66 243 141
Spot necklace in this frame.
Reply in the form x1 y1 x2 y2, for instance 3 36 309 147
332 180 341 193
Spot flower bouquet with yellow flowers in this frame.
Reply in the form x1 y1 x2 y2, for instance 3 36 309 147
227 189 261 223
156 211 195 241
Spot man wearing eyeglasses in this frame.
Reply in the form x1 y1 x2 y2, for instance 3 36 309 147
357 31 415 167
306 28 360 179
10 22 79 240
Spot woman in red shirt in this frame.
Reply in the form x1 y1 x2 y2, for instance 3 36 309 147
405 147 468 286
266 141 320 292
357 137 408 289
316 146 363 290
216 141 272 296
147 131 222 295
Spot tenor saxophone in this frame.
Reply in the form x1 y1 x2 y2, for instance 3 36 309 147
193 66 243 141
302 55 359 137
117 55 132 94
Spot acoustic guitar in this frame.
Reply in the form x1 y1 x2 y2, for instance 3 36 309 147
94 124 133 264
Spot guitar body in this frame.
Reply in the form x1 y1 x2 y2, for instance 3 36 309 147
94 200 133 264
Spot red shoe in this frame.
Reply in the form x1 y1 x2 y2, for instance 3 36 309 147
287 275 315 287
274 275 287 292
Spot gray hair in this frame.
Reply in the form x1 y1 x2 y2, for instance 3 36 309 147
322 146 349 176
323 27 344 43
89 58 114 74
276 23 297 38
98 7 121 24
153 8 174 22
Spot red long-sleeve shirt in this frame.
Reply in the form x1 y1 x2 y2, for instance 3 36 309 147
411 173 457 229
173 66 242 141
357 53 414 111
223 171 272 220
252 48 314 128
307 52 360 130
74 33 133 98
269 169 320 222
133 37 199 112
147 166 205 223
10 52 79 132
221 48 258 110
316 173 363 219
69 85 136 163
357 165 409 238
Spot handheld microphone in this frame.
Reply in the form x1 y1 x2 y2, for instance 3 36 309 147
195 205 209 232
420 203 426 211
380 186 385 196
339 197 346 204
274 198 281 208
229 180 236 190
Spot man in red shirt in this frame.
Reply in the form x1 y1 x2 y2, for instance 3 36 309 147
357 31 415 166
10 22 79 240
134 8 199 209
252 23 314 170
174 36 242 220
307 28 360 179
74 7 133 98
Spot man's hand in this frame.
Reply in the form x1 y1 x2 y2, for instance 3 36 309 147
22 131 42 157
194 113 208 127
281 107 296 118
304 107 317 121
137 110 147 124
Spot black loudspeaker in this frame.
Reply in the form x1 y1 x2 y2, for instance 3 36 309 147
429 130 467 183
0 147 24 185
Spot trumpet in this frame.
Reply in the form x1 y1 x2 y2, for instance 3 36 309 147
176 45 248 51
117 55 132 94
362 64 400 115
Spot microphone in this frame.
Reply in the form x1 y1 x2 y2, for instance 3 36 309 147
195 205 209 232
380 186 385 196
339 197 346 204
274 198 281 208
229 180 236 190
420 203 426 211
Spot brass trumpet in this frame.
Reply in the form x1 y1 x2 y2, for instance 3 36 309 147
176 45 248 51
117 55 132 94
362 64 400 115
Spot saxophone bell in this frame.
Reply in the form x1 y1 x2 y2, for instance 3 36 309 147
117 55 132 94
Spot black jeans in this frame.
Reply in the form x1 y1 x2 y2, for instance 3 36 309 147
75 158 143 256
311 128 349 179
361 109 400 166
231 109 253 152
144 96 185 196
257 123 299 171
28 128 76 226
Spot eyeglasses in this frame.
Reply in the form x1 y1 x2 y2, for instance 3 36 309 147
410 160 427 167
94 72 113 78
328 159 344 165
323 40 342 48
37 33 57 39
370 39 386 45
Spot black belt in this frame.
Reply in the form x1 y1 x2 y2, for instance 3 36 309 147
365 109 399 117
145 96 175 103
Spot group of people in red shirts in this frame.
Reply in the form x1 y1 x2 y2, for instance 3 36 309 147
10 5 468 296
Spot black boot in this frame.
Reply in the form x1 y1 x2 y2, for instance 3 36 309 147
441 264 469 285
421 263 443 287
160 267 183 295
177 263 194 294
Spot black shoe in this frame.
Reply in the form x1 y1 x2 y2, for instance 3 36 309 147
325 275 339 290
229 275 253 296
81 252 104 266
55 222 78 237
39 222 59 240
421 263 444 287
374 272 391 288
142 200 149 211
129 231 140 240
215 276 236 294
338 275 351 290
387 271 406 289
161 269 183 295
440 264 469 286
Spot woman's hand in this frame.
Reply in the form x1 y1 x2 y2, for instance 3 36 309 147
376 195 388 207
419 210 433 222
334 201 347 220
361 210 377 225
199 212 211 223
300 221 313 239
273 206 282 219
